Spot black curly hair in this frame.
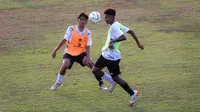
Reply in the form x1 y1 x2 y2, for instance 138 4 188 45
104 8 116 16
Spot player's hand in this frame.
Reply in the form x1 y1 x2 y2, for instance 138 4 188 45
138 43 144 50
86 57 94 67
52 50 57 58
109 42 114 49
88 60 94 67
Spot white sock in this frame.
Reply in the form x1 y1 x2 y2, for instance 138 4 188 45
102 72 115 83
57 73 64 84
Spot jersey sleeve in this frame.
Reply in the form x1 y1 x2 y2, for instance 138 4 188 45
87 30 92 46
110 23 124 39
119 23 129 33
64 26 73 42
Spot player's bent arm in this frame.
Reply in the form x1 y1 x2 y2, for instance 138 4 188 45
127 30 144 50
127 30 140 44
110 34 126 44
53 39 67 52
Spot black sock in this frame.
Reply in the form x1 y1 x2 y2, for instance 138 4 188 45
121 83 134 96
99 81 103 86
95 76 103 86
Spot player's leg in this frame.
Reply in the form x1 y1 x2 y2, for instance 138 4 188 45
51 54 73 91
92 55 115 90
107 60 138 105
112 75 138 105
82 54 103 85
91 66 106 90
78 53 107 90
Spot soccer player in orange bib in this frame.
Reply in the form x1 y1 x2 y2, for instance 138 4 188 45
51 12 115 91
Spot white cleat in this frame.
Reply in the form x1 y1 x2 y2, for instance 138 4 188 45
51 82 61 91
130 90 138 105
100 84 108 91
108 82 116 92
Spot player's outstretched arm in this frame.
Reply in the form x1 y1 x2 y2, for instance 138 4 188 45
52 39 67 58
127 30 144 50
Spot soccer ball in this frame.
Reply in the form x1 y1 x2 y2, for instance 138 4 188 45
89 11 101 23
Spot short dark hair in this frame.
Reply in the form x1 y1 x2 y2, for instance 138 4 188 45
104 8 116 16
78 12 89 20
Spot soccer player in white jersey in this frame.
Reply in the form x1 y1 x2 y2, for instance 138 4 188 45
92 8 144 105
50 12 115 91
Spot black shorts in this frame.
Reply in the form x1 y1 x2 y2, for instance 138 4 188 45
94 55 121 77
63 52 86 69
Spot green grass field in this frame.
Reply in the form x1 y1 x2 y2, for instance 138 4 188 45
0 0 200 112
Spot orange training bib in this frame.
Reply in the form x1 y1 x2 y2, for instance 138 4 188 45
66 26 88 56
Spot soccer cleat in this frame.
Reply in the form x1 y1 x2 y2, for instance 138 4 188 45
100 84 108 91
51 82 61 91
130 90 138 105
108 82 117 92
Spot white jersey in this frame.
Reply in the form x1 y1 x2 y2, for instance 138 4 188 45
64 25 92 46
102 21 129 60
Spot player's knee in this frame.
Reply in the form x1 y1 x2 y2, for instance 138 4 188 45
92 67 97 74
92 67 100 75
111 74 119 81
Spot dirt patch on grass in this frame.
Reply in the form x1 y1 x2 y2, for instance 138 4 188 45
100 0 155 23
0 0 155 55
179 7 200 14
1 0 199 55
0 7 76 54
